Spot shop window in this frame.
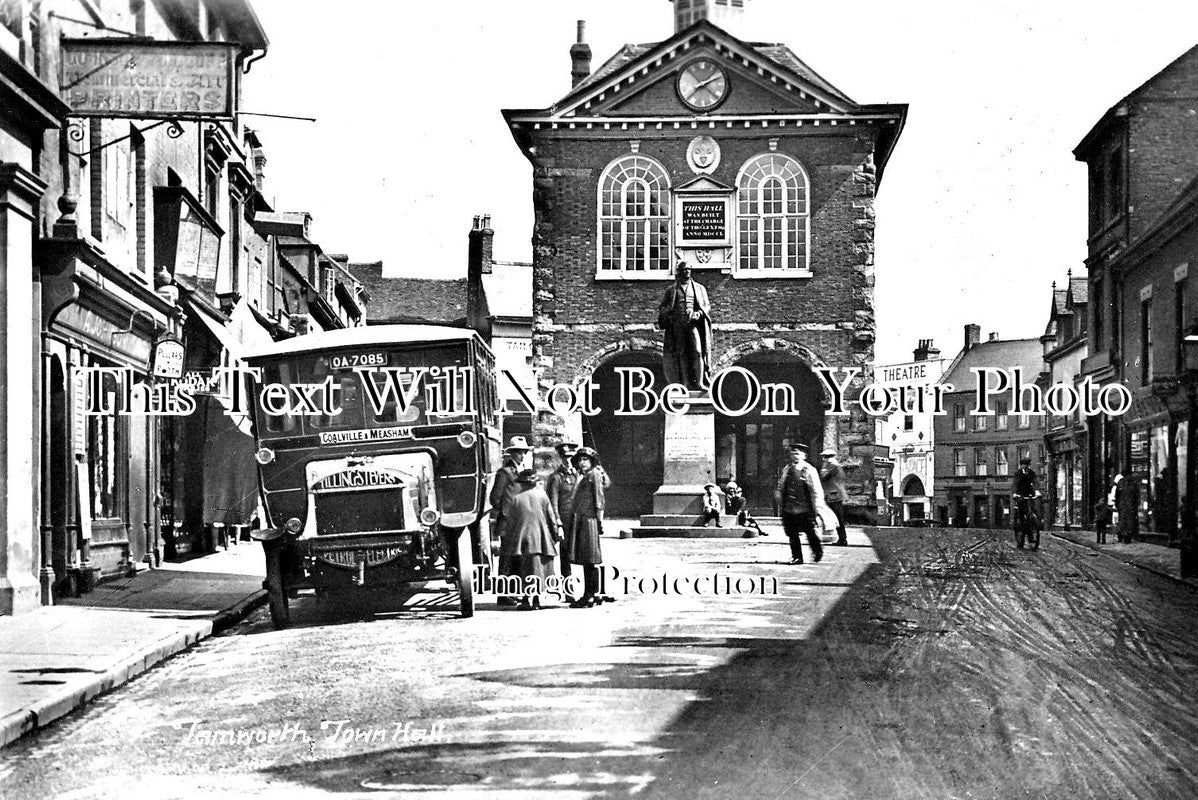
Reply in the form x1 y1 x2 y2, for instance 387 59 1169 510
87 369 126 520
736 153 809 274
598 155 671 277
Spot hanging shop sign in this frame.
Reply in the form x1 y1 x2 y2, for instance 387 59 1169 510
152 337 185 379
60 39 238 120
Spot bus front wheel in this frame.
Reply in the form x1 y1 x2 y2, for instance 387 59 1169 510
455 527 475 618
264 545 290 629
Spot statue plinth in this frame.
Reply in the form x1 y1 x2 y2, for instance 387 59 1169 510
651 392 721 514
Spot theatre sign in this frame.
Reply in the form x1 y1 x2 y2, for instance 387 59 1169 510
60 39 237 120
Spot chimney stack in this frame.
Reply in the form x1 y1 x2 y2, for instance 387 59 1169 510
913 338 940 362
989 332 1000 342
570 21 592 88
964 323 981 351
467 214 496 338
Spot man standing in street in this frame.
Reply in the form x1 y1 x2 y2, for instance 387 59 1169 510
820 448 848 546
490 436 532 605
545 441 580 581
774 443 825 565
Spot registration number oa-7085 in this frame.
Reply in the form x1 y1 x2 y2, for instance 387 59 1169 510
331 352 389 370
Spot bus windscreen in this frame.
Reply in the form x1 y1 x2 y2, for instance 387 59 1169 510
257 343 473 437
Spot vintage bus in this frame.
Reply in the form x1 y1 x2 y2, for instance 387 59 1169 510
245 325 501 627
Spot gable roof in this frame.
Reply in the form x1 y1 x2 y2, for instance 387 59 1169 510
353 262 468 326
546 20 856 118
1074 43 1198 158
939 338 1043 395
572 37 853 107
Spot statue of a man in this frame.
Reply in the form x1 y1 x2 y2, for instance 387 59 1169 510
656 261 713 392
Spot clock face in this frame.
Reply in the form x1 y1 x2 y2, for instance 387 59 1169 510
677 60 727 110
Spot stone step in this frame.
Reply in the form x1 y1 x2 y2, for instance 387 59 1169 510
638 514 784 527
618 526 759 539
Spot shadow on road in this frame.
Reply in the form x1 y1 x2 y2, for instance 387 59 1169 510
253 529 1198 799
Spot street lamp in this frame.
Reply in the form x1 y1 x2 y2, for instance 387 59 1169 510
1181 326 1198 578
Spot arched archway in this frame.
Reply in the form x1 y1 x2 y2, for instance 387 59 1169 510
901 475 926 497
581 343 666 517
714 344 827 513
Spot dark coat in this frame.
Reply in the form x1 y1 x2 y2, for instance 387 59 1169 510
498 483 560 559
820 463 847 503
488 460 519 521
569 467 609 565
545 465 580 527
656 279 713 390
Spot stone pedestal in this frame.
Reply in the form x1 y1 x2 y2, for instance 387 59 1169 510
651 394 721 515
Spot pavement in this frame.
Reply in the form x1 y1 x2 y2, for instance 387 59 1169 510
1050 527 1198 589
0 539 267 748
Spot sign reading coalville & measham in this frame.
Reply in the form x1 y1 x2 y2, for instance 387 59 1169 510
60 39 237 120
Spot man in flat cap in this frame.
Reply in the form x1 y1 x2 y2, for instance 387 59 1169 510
774 442 825 565
820 447 848 546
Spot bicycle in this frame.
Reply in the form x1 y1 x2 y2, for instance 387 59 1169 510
1013 494 1041 550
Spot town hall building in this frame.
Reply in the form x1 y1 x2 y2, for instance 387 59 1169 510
503 0 907 515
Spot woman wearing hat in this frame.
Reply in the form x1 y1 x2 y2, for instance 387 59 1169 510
497 469 562 610
568 447 612 607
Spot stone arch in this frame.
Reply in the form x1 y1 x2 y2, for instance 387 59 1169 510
712 336 832 402
572 336 664 386
901 474 926 497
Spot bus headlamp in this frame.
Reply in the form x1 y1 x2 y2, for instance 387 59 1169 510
419 507 441 527
255 447 275 465
456 430 477 449
284 517 303 534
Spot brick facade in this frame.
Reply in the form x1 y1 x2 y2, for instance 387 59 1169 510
504 19 906 515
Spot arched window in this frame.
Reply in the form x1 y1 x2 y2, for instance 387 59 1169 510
598 155 671 277
736 153 810 274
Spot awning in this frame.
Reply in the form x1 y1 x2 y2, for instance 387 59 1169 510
181 296 254 435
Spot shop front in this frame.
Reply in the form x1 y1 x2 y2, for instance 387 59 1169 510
38 233 178 593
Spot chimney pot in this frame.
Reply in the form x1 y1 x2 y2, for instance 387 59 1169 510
570 20 592 88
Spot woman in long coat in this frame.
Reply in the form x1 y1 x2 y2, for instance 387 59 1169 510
568 447 613 608
497 469 561 610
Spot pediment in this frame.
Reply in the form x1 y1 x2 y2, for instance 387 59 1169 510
554 22 855 120
676 175 733 193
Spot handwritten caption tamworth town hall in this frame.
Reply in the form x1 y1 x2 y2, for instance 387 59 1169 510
73 365 1133 420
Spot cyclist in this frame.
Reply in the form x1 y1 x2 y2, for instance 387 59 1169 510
1011 456 1039 548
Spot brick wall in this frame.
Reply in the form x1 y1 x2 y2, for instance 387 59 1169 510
521 124 883 507
1127 47 1198 242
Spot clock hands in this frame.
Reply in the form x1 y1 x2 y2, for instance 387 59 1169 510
690 73 724 92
